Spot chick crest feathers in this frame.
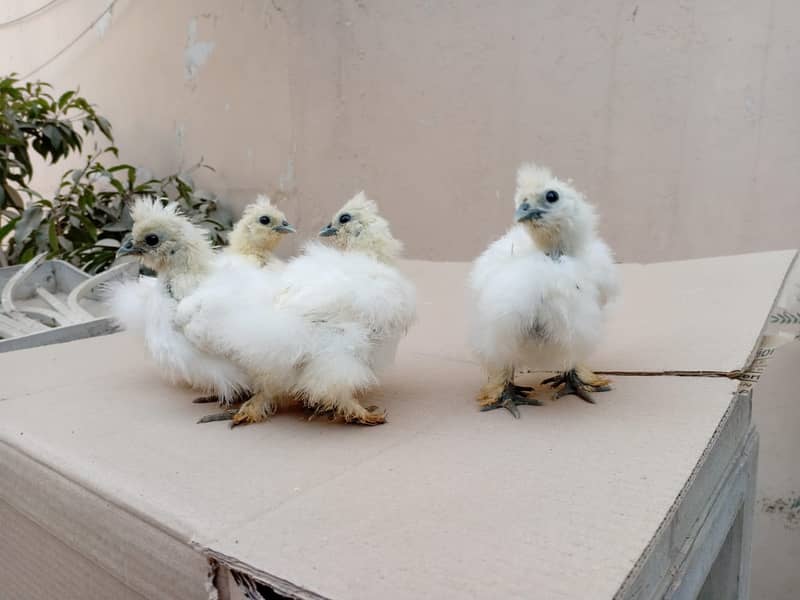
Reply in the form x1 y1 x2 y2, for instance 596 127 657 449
335 191 404 263
514 163 555 206
130 196 212 252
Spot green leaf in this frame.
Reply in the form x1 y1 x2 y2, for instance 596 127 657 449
0 217 19 242
42 124 66 157
48 220 59 253
108 178 126 194
57 90 76 109
2 183 25 209
95 238 121 248
96 116 113 140
0 135 24 146
107 163 136 172
75 213 98 238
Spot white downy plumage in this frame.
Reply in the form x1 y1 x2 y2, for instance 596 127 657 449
177 191 416 426
106 196 294 404
109 276 250 401
469 163 619 417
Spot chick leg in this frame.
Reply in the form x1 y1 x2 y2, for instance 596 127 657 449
477 366 541 419
230 392 277 427
542 366 611 404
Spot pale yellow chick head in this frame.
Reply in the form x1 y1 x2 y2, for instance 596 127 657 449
513 163 596 251
319 191 403 262
228 195 295 261
118 197 213 273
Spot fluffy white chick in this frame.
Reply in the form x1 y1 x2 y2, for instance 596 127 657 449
107 197 250 404
224 195 295 268
181 191 416 426
284 192 415 423
469 163 619 417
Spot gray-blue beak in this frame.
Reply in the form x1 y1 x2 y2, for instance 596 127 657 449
319 224 338 237
273 223 296 234
515 202 545 223
116 239 143 257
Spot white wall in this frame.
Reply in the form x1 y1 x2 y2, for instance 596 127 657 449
1 0 798 262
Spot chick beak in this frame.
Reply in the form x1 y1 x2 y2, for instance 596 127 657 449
319 224 338 237
273 222 296 234
515 202 545 223
117 239 143 257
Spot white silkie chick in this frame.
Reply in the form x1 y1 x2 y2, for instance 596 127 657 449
469 163 619 417
181 192 416 426
108 197 251 404
223 194 295 269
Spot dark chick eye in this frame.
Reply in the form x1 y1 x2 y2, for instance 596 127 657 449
545 190 559 203
282 220 288 226
339 213 352 224
144 234 160 246
259 215 271 225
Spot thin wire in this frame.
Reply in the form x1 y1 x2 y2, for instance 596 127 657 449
0 0 64 28
22 0 118 80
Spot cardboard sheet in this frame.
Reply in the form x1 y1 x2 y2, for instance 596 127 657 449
0 250 793 599
0 332 739 599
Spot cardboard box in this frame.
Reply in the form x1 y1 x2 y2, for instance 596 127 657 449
0 250 795 599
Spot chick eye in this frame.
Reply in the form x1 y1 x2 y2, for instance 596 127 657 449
545 190 559 203
144 234 160 246
259 215 271 225
282 220 288 226
339 213 352 224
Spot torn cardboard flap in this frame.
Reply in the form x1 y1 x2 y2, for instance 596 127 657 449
739 254 800 391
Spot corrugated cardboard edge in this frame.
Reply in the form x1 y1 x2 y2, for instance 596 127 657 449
614 388 753 598
0 439 212 600
613 253 800 597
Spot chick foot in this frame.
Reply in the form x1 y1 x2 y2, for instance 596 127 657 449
196 393 274 426
344 405 387 426
541 368 611 404
230 394 275 428
478 381 542 419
